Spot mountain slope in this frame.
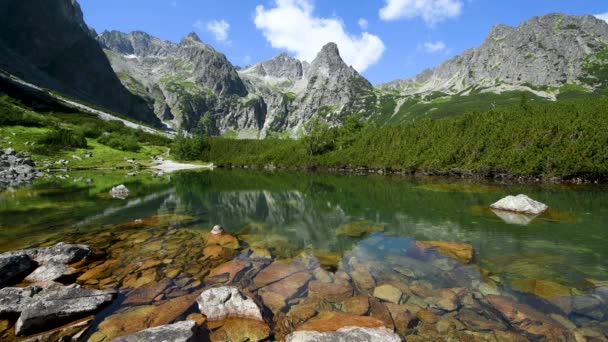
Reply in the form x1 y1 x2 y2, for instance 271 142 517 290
100 31 375 137
383 14 608 97
0 0 162 127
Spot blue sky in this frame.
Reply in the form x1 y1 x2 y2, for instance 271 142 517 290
80 0 608 84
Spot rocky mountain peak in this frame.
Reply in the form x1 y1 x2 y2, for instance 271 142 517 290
181 32 203 44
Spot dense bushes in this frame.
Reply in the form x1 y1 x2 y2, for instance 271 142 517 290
172 134 209 161
201 98 608 179
98 132 141 152
33 127 87 154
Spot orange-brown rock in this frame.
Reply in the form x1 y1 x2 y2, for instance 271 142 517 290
77 259 119 282
202 245 234 261
342 296 370 315
486 295 570 340
89 293 198 341
207 259 251 283
416 241 475 264
296 311 385 332
385 303 419 335
252 261 305 288
185 313 207 327
123 279 172 305
308 281 353 301
209 318 271 342
259 272 312 312
369 298 395 330
205 233 240 250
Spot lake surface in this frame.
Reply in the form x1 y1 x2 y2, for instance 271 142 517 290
1 169 607 340
2 169 607 289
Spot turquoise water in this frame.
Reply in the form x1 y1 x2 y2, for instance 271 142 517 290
1 169 607 291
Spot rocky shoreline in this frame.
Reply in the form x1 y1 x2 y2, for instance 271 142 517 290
0 148 44 190
219 163 606 185
1 217 607 341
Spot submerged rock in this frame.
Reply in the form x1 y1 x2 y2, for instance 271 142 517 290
490 194 548 215
416 240 475 264
197 286 263 321
287 326 401 342
373 284 403 304
486 295 569 340
112 321 201 342
336 221 385 237
15 287 116 336
295 311 385 332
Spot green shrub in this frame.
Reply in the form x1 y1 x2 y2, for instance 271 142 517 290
33 127 87 154
98 132 141 152
172 134 209 161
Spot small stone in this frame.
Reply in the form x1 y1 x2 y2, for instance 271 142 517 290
211 225 225 235
416 240 475 264
342 296 370 315
373 284 403 304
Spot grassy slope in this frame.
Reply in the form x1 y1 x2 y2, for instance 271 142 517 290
0 95 171 168
0 125 167 169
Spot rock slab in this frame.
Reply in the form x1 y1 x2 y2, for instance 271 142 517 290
287 326 401 342
111 321 200 342
16 287 116 336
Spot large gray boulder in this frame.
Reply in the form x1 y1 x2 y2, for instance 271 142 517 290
15 287 116 336
0 286 41 316
287 327 401 342
0 254 36 288
24 262 77 283
197 286 263 321
111 321 200 342
490 194 548 215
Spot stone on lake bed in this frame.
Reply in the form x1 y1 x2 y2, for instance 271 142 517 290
490 194 548 215
197 286 263 321
110 184 130 199
112 321 200 342
373 284 403 304
287 326 401 342
416 240 475 264
336 220 385 237
295 311 385 332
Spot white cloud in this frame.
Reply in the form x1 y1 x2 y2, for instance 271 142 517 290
254 0 385 72
205 19 231 44
423 40 446 53
596 12 608 23
379 0 463 26
358 18 369 30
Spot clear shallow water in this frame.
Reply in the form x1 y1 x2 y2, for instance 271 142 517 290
1 169 607 291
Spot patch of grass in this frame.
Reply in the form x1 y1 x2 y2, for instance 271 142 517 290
98 132 141 152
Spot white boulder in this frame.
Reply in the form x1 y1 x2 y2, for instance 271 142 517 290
490 194 548 215
197 286 263 321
